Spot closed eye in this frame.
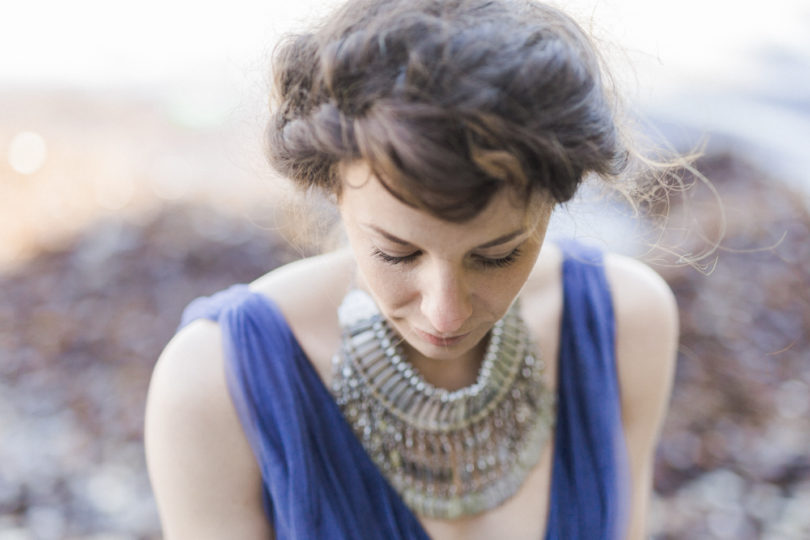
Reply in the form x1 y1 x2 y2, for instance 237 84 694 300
371 248 421 265
371 247 522 268
473 247 522 269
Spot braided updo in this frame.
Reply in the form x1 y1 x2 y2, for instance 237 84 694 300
266 0 628 221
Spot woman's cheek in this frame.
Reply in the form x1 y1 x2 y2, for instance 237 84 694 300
356 256 410 307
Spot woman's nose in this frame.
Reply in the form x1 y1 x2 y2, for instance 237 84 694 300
419 264 473 334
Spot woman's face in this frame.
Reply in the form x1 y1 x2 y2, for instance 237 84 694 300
338 162 554 365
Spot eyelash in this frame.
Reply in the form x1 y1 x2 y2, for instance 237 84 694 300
371 247 522 269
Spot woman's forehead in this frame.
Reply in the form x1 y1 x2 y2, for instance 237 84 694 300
339 160 552 222
339 161 552 240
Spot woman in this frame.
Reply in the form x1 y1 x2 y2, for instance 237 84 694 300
145 0 677 538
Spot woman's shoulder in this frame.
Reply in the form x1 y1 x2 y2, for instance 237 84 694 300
149 248 354 438
522 242 678 398
153 249 352 406
522 240 677 322
145 311 272 537
249 248 356 380
144 250 354 535
529 240 676 321
603 252 678 436
603 252 678 347
250 247 355 310
145 248 341 436
600 252 678 538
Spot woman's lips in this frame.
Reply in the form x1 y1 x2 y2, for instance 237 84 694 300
414 328 470 347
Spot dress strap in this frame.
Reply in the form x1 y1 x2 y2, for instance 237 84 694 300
178 283 253 328
545 240 630 540
177 285 431 539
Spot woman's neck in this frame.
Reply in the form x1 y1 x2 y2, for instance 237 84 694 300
401 337 489 391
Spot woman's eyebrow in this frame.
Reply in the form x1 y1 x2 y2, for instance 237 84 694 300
364 224 525 248
365 225 412 245
476 229 525 248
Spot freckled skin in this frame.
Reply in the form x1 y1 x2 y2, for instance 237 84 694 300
338 161 554 389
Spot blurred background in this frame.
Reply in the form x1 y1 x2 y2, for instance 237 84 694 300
1 0 808 538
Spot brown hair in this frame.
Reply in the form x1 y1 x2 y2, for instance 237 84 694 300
266 0 628 222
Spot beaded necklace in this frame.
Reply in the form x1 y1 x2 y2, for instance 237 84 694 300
331 289 555 518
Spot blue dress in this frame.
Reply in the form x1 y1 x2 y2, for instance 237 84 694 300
179 241 629 539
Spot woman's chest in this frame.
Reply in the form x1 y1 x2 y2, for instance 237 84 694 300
418 442 554 540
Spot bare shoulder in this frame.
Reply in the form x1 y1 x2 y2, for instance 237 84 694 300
603 253 678 426
250 247 355 308
604 253 678 329
143 250 355 538
145 319 272 539
602 253 679 539
250 248 356 378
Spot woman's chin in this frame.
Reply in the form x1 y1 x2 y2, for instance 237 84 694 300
400 326 490 364
412 328 471 348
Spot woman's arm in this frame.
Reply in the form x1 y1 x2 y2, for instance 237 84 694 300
144 319 274 539
606 255 679 540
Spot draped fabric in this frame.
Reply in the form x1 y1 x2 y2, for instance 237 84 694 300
179 241 629 539
545 241 629 540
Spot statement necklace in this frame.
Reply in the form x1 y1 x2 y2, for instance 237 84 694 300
331 289 555 519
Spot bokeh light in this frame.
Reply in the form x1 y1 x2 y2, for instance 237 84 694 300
8 131 47 175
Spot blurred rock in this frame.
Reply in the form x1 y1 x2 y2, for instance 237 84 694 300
652 152 810 539
0 203 298 537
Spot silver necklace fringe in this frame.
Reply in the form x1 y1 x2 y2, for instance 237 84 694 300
331 290 555 519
